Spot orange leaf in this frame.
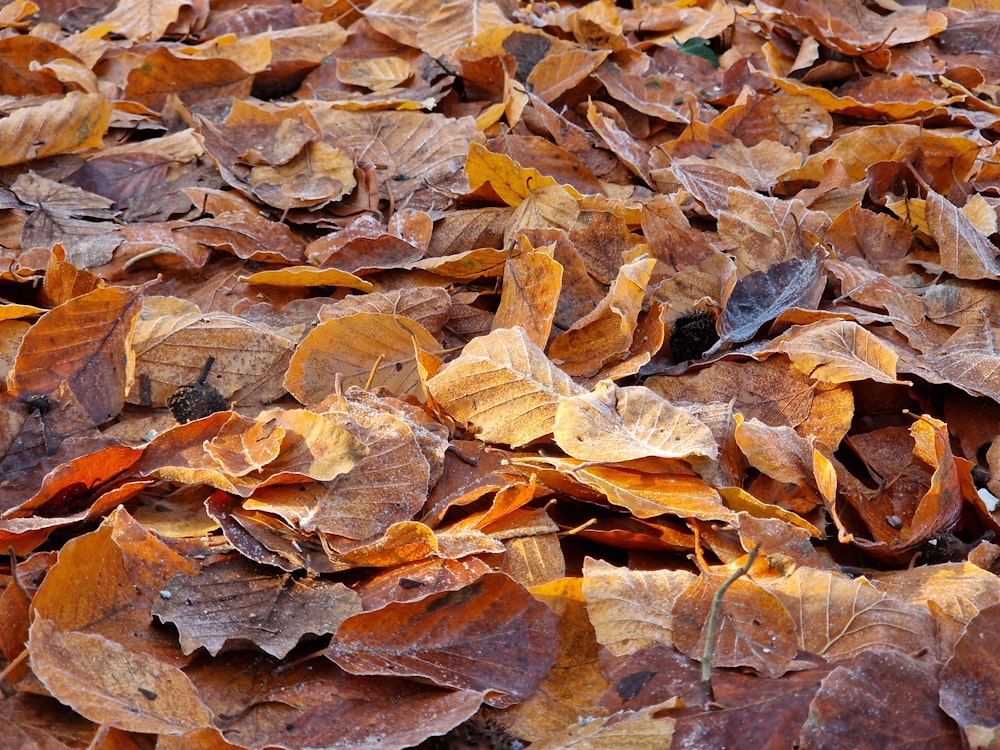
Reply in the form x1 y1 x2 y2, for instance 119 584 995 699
285 313 440 405
9 285 143 425
0 92 111 167
29 618 213 735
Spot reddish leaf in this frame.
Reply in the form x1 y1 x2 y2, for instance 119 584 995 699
327 572 559 706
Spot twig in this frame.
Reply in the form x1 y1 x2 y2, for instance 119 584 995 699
701 546 760 703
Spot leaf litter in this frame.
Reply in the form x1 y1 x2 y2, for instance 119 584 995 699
1 0 1000 748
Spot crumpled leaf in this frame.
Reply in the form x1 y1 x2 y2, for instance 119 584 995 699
135 410 368 496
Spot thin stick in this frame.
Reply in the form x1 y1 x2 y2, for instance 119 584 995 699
701 546 760 701
0 648 28 684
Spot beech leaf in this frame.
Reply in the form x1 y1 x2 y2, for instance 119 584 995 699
427 326 586 447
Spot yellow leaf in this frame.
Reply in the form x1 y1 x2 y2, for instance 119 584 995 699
465 142 581 207
0 92 111 167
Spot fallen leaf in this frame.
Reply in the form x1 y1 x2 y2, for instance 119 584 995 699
427 326 586 447
554 380 718 463
9 285 143 425
328 572 559 706
153 556 362 657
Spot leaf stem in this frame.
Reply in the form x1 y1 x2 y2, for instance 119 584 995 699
701 546 760 702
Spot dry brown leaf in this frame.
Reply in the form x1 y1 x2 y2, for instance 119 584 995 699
127 308 295 407
9 285 142 425
427 326 586 447
285 312 440 405
767 319 901 385
504 577 610 742
548 254 656 377
0 92 111 167
152 556 362 657
581 557 695 656
29 618 213 735
250 142 356 211
327 572 559 707
136 410 367 496
101 0 192 41
514 455 735 522
493 237 563 348
125 48 252 111
672 561 799 679
940 603 1000 748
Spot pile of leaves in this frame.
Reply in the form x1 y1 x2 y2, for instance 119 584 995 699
3 0 1000 747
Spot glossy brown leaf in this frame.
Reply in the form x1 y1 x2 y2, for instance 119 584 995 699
328 572 559 706
9 285 143 425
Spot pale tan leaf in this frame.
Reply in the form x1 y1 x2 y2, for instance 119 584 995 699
581 557 695 656
769 319 900 384
127 310 296 407
926 190 1000 281
426 326 586 447
672 566 799 678
492 237 563 349
554 381 718 462
101 0 188 41
765 567 938 662
337 57 413 91
417 0 512 61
